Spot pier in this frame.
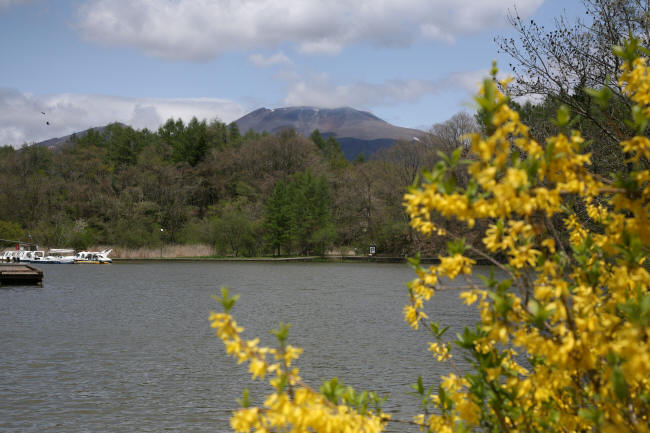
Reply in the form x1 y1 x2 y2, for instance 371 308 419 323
0 264 43 286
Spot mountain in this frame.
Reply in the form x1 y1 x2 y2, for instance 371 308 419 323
234 106 424 159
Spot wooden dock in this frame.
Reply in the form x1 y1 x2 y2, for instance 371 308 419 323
0 264 43 286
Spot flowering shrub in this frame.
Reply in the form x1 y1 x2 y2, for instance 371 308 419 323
210 290 389 433
211 40 649 433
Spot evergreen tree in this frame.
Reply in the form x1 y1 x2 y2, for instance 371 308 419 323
104 123 146 168
263 170 335 256
309 129 326 151
287 170 335 255
264 180 291 256
228 122 242 147
159 118 188 164
185 117 208 166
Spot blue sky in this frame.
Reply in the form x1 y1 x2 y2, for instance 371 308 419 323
1 0 585 146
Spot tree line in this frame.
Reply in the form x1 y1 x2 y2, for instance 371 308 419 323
0 113 476 257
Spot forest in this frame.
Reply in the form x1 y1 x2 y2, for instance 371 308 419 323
0 113 477 257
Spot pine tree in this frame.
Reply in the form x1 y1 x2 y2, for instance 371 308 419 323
264 180 291 256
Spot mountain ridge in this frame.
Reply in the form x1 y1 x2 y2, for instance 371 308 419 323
234 106 423 141
234 106 424 159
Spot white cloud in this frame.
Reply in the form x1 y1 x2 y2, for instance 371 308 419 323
283 76 435 108
445 68 514 93
0 88 245 147
248 51 293 67
280 64 525 112
281 67 506 109
420 24 455 44
298 39 345 55
76 0 544 61
445 69 493 93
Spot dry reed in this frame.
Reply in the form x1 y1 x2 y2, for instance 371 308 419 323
94 244 216 259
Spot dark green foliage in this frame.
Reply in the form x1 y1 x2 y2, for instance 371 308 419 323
228 122 242 147
310 129 326 150
264 170 335 256
104 123 148 167
264 180 292 255
0 220 24 243
159 117 209 166
285 170 335 255
310 129 347 167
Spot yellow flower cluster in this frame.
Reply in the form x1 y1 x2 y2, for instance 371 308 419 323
621 57 650 117
229 390 388 433
414 374 480 432
210 306 390 433
404 54 650 432
428 342 451 362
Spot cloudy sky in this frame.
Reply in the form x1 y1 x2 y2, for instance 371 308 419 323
1 0 583 146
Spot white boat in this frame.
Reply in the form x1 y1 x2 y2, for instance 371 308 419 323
19 250 45 263
41 249 76 264
2 249 75 264
1 250 23 262
74 249 112 264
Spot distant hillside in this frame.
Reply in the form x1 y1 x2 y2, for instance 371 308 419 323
36 123 125 149
34 107 424 160
235 106 424 159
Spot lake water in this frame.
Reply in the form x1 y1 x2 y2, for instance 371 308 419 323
0 262 480 432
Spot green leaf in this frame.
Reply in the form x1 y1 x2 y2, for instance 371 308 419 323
612 36 646 64
527 299 555 329
451 147 463 167
429 320 450 339
212 286 240 313
436 151 451 165
236 388 250 408
446 239 466 255
270 322 291 344
584 86 613 108
626 106 650 134
612 365 629 401
579 408 604 426
320 378 345 404
552 105 571 128
275 374 288 393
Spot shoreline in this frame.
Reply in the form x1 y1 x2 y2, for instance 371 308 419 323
112 256 411 263
111 256 494 265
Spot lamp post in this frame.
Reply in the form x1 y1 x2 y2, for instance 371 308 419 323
160 228 164 258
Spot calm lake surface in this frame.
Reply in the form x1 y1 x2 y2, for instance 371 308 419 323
0 262 481 432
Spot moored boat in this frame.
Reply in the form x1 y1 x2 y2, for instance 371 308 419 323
41 249 76 264
1 251 23 262
18 250 45 263
74 249 112 264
